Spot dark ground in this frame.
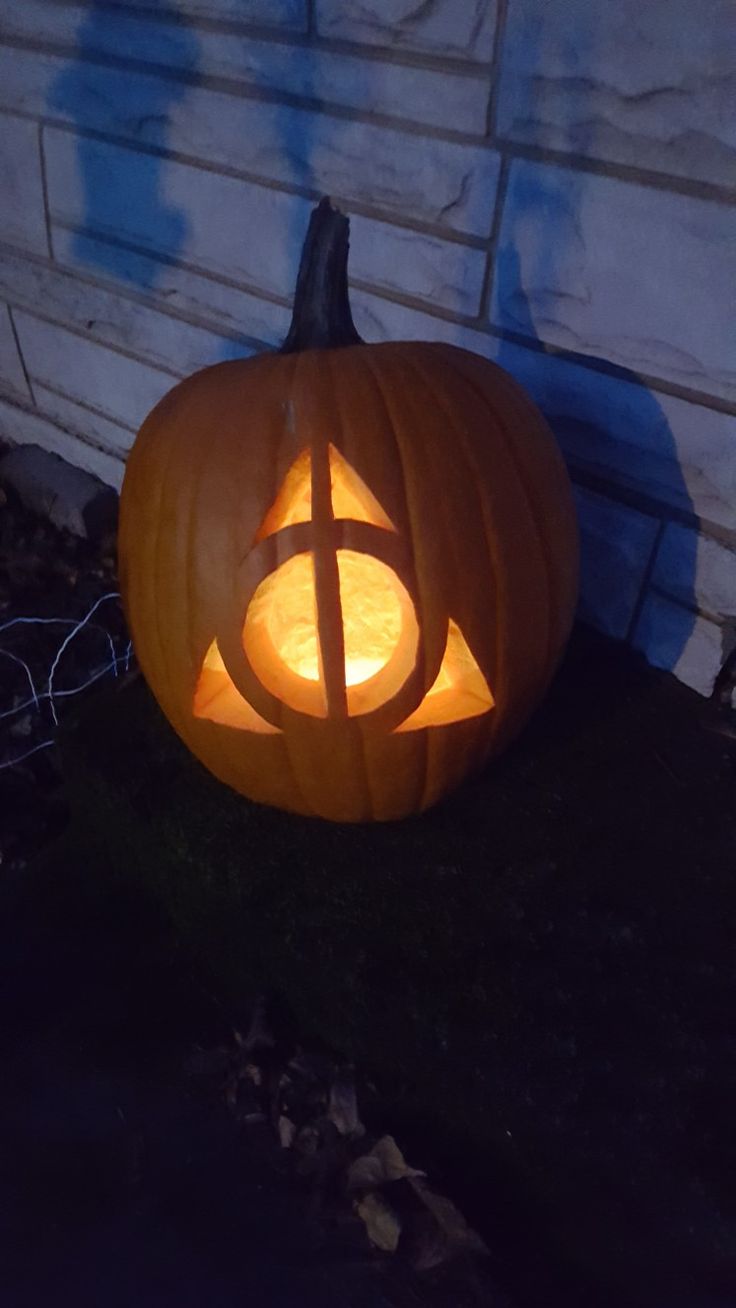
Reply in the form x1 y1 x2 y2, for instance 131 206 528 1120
1 488 735 1306
1 626 733 1308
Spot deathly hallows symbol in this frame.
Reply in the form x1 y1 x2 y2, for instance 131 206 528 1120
193 447 493 732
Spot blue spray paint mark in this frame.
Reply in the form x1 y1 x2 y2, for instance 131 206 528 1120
49 1 199 289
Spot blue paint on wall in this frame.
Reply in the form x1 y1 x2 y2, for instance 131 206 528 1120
49 1 199 289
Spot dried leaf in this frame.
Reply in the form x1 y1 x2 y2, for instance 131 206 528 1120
328 1071 365 1138
409 1177 488 1258
356 1191 401 1253
278 1115 296 1149
373 1135 425 1183
347 1135 424 1193
347 1153 385 1194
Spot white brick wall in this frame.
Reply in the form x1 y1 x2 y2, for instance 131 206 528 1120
0 1 490 134
0 0 733 695
497 0 736 186
0 115 48 257
492 162 735 402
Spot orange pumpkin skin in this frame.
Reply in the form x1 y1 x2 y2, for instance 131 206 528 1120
119 338 578 822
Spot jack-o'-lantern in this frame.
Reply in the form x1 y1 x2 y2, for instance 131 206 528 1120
119 199 578 821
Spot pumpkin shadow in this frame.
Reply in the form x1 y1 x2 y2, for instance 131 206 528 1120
491 8 696 675
48 1 199 290
494 239 697 675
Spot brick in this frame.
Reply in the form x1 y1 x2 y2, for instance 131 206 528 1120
0 46 500 237
33 385 135 460
12 312 174 432
46 131 488 315
0 442 117 539
652 525 736 619
119 0 307 28
0 246 255 381
573 487 659 640
0 395 124 490
632 593 728 695
0 304 30 399
497 0 736 187
315 0 498 61
492 161 736 403
0 1 488 134
0 113 47 256
52 226 290 350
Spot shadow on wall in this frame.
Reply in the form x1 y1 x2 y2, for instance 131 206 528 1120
49 0 199 290
492 7 697 675
495 238 696 672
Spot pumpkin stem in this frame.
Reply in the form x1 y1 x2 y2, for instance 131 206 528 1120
280 197 363 353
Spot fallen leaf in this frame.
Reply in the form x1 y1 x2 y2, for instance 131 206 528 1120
347 1135 424 1193
356 1191 401 1253
278 1115 296 1149
409 1176 488 1258
328 1070 365 1138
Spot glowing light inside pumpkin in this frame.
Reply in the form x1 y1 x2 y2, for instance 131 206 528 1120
256 444 396 541
247 548 406 687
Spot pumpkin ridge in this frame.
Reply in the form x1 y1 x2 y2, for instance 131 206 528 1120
278 350 332 815
399 347 503 681
360 348 437 815
149 408 187 729
437 349 553 684
448 350 568 673
324 348 376 822
396 347 503 805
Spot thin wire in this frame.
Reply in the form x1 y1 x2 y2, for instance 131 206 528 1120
46 592 121 726
0 648 39 710
0 607 119 635
0 593 131 766
0 739 55 772
0 655 130 721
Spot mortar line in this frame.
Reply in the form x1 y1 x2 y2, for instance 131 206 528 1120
478 154 510 321
6 303 36 405
37 123 53 260
485 0 509 139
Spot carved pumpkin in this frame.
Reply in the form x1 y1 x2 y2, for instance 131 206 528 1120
119 199 578 821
